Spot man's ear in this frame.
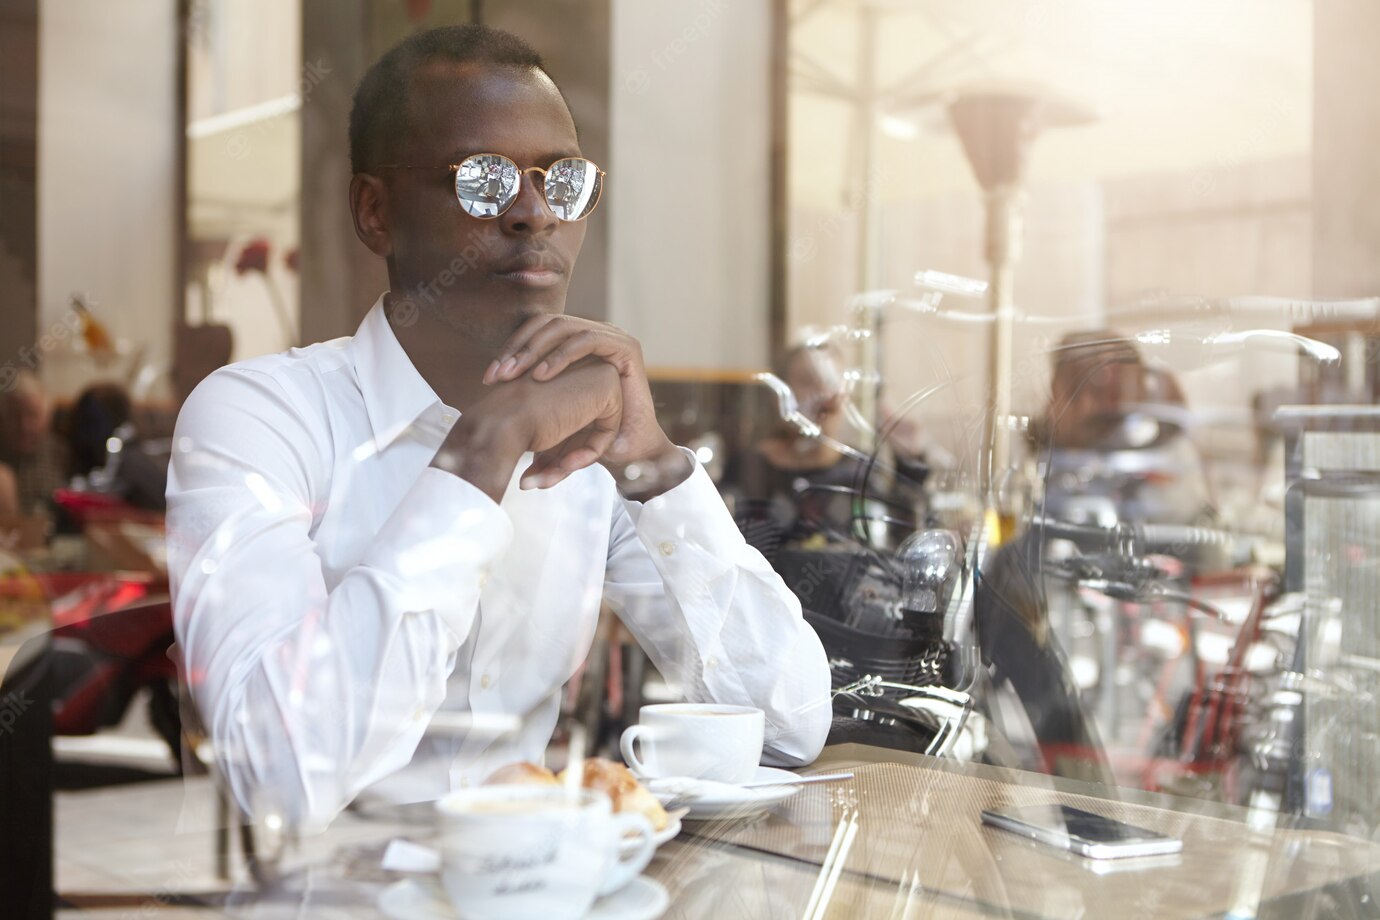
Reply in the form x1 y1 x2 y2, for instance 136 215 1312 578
350 173 392 257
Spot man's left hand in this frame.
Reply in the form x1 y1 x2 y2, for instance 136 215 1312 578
485 316 691 495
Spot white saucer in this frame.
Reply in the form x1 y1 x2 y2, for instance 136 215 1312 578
646 767 801 821
378 875 669 920
746 766 801 786
620 813 683 855
636 765 796 788
591 876 670 919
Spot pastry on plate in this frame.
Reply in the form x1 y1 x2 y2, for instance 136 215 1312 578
482 761 559 787
560 757 669 832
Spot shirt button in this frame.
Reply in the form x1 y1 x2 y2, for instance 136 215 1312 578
480 673 492 690
659 541 676 557
706 656 720 670
441 414 455 425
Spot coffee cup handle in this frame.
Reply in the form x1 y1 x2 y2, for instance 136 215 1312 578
619 725 650 777
602 813 655 896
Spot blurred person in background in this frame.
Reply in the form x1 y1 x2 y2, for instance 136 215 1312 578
65 382 131 479
0 370 67 518
1035 330 1213 528
973 331 1216 777
166 24 831 831
0 463 17 519
729 339 929 548
63 383 168 512
983 330 1216 652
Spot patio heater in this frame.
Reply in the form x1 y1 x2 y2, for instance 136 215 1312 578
945 87 1096 520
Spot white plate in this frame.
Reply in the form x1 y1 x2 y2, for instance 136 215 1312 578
646 767 801 821
378 875 669 920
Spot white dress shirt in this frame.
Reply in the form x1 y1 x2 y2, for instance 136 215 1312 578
166 297 832 830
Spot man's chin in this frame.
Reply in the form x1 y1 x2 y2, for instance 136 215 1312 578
491 279 568 315
504 301 562 331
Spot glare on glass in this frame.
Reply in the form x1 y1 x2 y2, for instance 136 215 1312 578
376 153 606 222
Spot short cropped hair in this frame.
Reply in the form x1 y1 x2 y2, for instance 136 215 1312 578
1050 330 1142 392
349 24 548 174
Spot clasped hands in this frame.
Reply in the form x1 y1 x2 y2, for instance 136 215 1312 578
458 315 689 496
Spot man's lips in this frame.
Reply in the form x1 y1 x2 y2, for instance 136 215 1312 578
494 251 565 287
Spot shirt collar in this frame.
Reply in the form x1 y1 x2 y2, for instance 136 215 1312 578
350 295 446 451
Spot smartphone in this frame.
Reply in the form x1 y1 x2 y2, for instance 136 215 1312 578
999 830 1184 875
981 804 1183 859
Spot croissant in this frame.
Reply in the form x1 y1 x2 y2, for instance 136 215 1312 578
560 757 669 832
482 761 559 787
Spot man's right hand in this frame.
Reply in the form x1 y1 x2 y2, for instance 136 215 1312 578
430 359 622 503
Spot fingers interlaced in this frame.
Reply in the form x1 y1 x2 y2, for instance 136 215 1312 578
484 314 557 384
533 330 601 380
486 316 630 385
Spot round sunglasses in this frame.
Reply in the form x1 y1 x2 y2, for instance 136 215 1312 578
375 153 606 222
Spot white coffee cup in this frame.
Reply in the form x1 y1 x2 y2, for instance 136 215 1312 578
435 784 655 920
620 703 765 784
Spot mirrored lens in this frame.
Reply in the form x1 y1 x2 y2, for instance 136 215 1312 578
454 154 520 218
543 157 603 221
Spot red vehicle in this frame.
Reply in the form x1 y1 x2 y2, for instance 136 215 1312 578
36 492 181 765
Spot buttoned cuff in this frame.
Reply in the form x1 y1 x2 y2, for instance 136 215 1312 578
622 448 745 564
363 467 512 641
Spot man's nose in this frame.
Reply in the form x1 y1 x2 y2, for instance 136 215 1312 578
499 171 557 235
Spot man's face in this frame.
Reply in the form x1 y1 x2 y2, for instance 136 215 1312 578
786 349 846 438
1048 359 1143 449
383 62 588 341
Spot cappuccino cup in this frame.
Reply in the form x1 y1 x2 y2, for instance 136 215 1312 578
619 703 765 784
435 784 654 920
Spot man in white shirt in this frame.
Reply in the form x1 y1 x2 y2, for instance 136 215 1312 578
167 24 831 831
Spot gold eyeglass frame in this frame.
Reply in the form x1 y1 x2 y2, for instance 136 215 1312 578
374 153 607 222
